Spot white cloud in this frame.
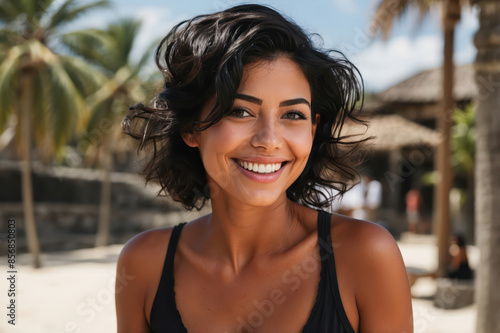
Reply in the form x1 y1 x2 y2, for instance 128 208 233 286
352 35 443 92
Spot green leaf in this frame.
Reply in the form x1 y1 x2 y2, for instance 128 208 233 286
59 54 107 96
46 0 111 31
0 0 27 24
59 28 113 70
0 44 23 131
45 55 87 153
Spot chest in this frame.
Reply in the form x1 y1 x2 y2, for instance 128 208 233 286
174 248 322 332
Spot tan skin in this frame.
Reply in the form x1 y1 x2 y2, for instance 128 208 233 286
116 58 413 332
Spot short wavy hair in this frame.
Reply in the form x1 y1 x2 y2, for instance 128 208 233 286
122 4 368 211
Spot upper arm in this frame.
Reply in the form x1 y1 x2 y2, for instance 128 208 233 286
352 222 413 333
115 228 172 333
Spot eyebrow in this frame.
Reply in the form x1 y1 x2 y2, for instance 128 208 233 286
235 93 311 109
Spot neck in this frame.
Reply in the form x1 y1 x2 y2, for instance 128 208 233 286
200 195 305 275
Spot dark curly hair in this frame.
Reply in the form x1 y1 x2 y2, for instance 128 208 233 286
122 4 368 211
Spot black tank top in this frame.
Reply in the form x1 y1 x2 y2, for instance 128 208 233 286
150 210 355 333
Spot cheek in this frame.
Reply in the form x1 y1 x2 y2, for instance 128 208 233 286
198 122 240 164
284 127 315 158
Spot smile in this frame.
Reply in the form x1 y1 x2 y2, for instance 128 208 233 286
231 158 289 183
235 159 285 174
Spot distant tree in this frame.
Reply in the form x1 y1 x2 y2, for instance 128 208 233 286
451 104 475 242
62 18 158 246
0 0 110 267
370 0 464 276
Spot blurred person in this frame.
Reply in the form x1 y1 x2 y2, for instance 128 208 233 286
408 233 474 288
117 4 413 333
342 171 381 222
406 187 423 233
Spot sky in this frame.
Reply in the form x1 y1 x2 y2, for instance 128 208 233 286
70 0 479 93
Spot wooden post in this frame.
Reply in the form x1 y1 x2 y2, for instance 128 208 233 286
435 0 460 277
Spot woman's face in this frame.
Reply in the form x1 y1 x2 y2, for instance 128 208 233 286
183 57 319 207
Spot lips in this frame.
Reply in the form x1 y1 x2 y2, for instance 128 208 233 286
231 157 288 183
234 159 288 174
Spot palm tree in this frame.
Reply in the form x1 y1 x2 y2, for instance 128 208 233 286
61 18 158 246
0 0 110 267
470 0 500 331
370 0 463 276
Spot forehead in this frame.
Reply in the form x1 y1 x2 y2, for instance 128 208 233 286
198 57 311 121
238 57 311 100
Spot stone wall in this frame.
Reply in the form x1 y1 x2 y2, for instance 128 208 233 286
0 161 211 254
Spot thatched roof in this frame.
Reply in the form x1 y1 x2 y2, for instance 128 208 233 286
367 64 476 105
343 114 441 150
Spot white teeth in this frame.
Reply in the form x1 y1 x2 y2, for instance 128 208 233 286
237 160 283 174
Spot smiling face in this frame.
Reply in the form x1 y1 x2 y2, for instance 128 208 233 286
182 57 320 208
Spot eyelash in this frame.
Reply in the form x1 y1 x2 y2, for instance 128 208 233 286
228 107 308 120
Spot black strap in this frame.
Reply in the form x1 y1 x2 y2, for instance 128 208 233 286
317 210 355 333
165 222 187 275
317 210 334 259
165 223 187 331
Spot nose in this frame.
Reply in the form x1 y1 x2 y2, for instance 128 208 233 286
250 114 282 150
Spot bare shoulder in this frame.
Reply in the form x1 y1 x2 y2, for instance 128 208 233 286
330 214 399 255
115 226 175 333
118 226 174 270
331 214 413 333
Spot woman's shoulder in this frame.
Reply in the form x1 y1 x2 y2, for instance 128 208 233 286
330 213 397 251
118 227 174 264
330 213 404 275
330 214 413 332
116 225 180 287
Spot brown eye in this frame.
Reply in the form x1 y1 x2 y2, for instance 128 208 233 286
228 107 252 118
283 111 307 120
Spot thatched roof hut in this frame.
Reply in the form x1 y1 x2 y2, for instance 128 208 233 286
364 64 476 120
344 114 441 151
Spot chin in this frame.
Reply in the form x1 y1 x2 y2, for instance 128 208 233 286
231 189 287 208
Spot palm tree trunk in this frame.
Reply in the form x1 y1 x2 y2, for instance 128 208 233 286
435 0 460 277
472 0 500 331
20 70 41 268
95 136 113 247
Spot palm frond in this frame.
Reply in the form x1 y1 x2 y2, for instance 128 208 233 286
32 67 51 157
20 0 40 27
0 44 23 131
0 28 23 48
107 18 142 70
86 68 127 111
43 53 87 152
0 0 27 24
59 54 107 96
46 0 111 31
33 0 54 20
84 98 113 146
59 28 113 69
370 0 433 40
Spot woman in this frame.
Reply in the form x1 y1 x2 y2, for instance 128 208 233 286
408 233 474 289
117 4 413 333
